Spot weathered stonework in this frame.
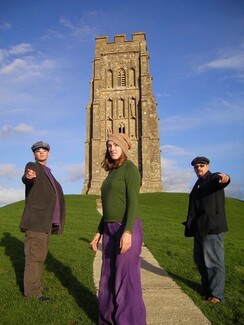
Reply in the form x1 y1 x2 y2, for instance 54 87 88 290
82 32 163 194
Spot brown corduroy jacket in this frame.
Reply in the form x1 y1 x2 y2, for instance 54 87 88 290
20 161 66 234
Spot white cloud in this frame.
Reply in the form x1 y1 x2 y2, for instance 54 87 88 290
9 43 34 55
197 50 244 72
0 58 26 74
59 15 98 38
0 56 55 80
0 187 24 207
162 157 193 193
162 144 193 156
0 164 24 206
0 43 33 63
203 95 244 124
50 163 85 183
198 54 244 71
156 92 171 98
0 43 56 81
161 94 244 135
0 164 21 178
63 163 85 182
160 145 195 193
225 181 244 201
0 22 12 30
0 123 35 138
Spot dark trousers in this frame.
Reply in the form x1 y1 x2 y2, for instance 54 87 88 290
98 219 146 325
23 230 50 298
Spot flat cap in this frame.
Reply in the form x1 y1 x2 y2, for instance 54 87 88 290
191 156 210 166
31 141 50 152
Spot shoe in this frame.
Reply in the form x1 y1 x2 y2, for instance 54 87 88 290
37 295 51 301
204 296 221 304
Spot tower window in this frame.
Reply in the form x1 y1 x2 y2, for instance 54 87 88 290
119 123 125 134
107 70 113 88
118 69 126 87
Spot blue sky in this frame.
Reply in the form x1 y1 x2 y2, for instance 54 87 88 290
0 0 244 206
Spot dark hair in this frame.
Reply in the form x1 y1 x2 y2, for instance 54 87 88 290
102 149 127 171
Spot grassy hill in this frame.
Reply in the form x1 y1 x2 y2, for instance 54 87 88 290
0 193 243 325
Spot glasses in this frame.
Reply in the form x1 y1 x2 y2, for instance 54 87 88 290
194 164 206 169
34 148 48 153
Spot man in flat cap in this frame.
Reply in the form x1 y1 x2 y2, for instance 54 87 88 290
183 156 230 304
20 141 66 301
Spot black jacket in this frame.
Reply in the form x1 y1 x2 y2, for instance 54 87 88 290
185 171 230 237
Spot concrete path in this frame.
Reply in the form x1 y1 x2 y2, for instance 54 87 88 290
93 243 211 325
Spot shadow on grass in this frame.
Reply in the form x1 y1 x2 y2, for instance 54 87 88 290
167 271 203 296
45 252 98 324
79 237 91 244
0 232 24 293
1 232 98 324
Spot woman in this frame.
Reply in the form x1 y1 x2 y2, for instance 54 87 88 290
91 133 146 325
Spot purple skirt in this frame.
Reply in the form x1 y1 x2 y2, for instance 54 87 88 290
98 218 146 325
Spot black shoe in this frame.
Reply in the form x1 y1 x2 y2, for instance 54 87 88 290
37 295 51 301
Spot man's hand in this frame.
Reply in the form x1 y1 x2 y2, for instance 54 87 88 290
26 169 36 179
218 173 230 183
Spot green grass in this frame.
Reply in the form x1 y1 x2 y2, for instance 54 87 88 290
0 193 243 325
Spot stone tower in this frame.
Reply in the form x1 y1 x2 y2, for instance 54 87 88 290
82 32 163 194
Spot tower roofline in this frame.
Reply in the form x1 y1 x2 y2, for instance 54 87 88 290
95 32 146 45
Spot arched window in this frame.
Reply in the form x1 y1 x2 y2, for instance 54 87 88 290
117 68 126 87
118 98 125 117
119 123 125 134
129 68 135 87
130 97 136 118
107 70 113 88
106 99 113 119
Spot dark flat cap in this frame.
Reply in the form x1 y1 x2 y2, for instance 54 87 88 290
191 156 210 166
31 141 50 152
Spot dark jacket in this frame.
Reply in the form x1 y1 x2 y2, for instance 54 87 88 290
20 161 66 234
185 171 230 237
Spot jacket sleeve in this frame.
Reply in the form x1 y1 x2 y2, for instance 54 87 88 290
22 162 37 196
197 172 230 197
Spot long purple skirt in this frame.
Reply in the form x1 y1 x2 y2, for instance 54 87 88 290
98 219 146 325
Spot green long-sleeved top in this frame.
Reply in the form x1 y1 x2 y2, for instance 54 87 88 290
97 160 141 234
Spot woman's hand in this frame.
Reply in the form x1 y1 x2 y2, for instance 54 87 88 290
90 233 101 252
120 231 132 254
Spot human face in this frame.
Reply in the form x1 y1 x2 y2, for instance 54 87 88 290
107 140 123 160
194 163 209 178
34 148 49 165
